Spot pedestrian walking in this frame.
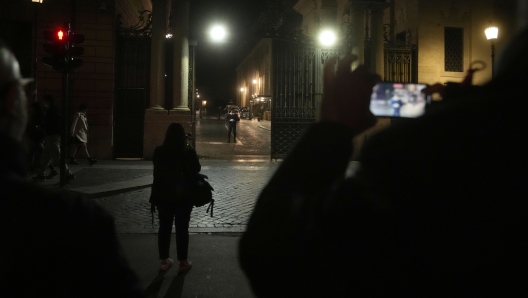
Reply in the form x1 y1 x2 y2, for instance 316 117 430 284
226 108 240 143
149 122 201 273
0 40 143 298
69 103 97 166
26 101 46 173
33 94 74 182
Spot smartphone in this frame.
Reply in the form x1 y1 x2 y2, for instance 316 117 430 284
370 82 429 118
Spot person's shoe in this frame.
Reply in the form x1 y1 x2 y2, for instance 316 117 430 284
45 170 59 179
65 172 76 183
178 260 192 273
88 158 98 166
69 158 79 165
160 258 174 271
32 175 46 182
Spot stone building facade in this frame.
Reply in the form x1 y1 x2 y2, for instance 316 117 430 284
235 0 515 158
0 0 193 160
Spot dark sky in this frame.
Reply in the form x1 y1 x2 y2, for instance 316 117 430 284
189 0 269 108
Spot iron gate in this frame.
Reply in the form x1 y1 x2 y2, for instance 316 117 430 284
270 38 344 159
384 46 417 83
114 11 151 158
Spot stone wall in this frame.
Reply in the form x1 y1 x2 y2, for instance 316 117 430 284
31 2 116 159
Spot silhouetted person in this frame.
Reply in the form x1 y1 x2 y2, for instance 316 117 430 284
33 94 74 181
0 41 143 297
26 101 46 172
226 108 240 143
150 122 201 273
239 4 528 296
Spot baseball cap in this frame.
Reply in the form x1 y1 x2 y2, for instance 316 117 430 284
0 46 34 90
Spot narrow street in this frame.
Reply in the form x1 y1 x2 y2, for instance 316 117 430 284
195 117 271 160
64 118 277 297
93 117 277 234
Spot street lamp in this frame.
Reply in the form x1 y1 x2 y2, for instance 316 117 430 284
209 24 227 42
318 29 338 47
485 21 498 78
32 0 43 3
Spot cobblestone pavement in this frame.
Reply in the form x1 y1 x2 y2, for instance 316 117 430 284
93 160 280 233
195 118 271 160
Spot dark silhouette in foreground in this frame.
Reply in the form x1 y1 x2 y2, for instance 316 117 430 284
239 8 528 297
0 41 144 297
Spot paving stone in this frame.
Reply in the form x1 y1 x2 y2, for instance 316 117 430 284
93 161 279 233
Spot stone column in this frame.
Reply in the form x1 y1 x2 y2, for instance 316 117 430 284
171 0 190 112
168 0 192 134
349 2 368 64
369 3 389 76
143 0 169 159
148 0 166 110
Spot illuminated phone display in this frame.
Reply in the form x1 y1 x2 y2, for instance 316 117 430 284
370 82 427 118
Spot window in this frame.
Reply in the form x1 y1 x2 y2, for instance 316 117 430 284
444 27 463 72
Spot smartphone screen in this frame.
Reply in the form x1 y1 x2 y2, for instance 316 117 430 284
370 82 428 118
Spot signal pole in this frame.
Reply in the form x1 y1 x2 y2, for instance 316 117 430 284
42 23 85 187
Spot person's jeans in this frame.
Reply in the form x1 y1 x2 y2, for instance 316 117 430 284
38 134 69 176
157 200 194 261
228 123 237 138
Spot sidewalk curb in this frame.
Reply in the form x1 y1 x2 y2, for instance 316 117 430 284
256 122 271 131
67 175 153 199
115 226 247 234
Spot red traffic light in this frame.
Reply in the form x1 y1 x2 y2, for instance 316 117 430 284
44 28 67 43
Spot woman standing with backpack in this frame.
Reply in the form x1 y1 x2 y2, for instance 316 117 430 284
150 123 201 272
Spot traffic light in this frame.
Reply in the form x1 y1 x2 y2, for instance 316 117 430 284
68 33 85 70
42 27 68 71
42 24 85 71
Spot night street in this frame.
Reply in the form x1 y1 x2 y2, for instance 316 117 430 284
195 116 271 159
88 118 276 297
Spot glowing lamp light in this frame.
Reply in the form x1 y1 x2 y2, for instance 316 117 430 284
319 29 337 47
485 25 498 40
57 30 64 40
209 25 227 42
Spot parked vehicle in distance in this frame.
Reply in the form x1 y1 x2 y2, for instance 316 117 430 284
226 105 240 112
240 107 250 118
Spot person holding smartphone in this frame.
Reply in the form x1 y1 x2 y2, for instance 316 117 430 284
239 4 528 296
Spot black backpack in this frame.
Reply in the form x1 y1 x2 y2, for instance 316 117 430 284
189 173 215 216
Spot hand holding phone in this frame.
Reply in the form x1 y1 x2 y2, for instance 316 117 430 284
321 54 380 132
370 82 428 118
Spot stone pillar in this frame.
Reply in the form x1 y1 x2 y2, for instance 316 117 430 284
319 0 338 29
171 0 190 112
143 0 170 159
168 0 192 134
349 2 367 64
148 0 166 110
370 3 389 76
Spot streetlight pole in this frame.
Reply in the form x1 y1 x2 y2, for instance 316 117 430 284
485 21 498 79
32 0 43 103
